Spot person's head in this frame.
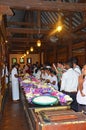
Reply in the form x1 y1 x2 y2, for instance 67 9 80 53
65 60 73 70
4 62 8 66
40 67 45 74
14 63 19 69
82 64 86 76
50 69 56 77
70 57 78 67
57 61 64 68
45 68 51 75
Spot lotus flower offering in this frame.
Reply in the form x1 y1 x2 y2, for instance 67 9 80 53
20 76 73 106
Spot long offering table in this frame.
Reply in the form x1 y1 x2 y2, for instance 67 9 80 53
20 86 86 130
19 76 86 130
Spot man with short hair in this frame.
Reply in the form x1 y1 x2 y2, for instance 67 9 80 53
60 60 78 111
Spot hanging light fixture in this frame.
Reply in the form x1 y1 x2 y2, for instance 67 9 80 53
24 53 26 57
36 27 42 47
26 50 29 55
37 39 41 47
56 13 63 32
30 47 34 52
56 25 62 32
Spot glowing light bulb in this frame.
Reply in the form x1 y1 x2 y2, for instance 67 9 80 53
26 50 29 55
30 47 34 52
56 25 62 32
37 40 41 47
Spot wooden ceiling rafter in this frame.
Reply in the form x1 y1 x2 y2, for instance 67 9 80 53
72 21 86 33
1 0 86 54
8 37 47 43
0 5 13 16
6 27 50 34
0 1 86 12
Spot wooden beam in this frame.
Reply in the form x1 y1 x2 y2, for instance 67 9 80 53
7 21 59 28
0 1 86 12
78 0 86 3
6 27 50 34
0 5 13 15
72 22 86 32
8 37 47 42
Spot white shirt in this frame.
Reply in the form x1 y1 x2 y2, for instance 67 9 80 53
74 65 81 76
35 70 41 79
5 66 9 84
60 68 78 92
76 77 86 105
50 75 58 90
41 73 48 80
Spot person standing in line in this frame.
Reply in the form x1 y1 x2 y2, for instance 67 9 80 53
5 62 9 86
52 62 66 91
60 60 78 112
70 57 81 76
76 64 86 112
2 62 9 85
1 63 5 77
11 63 20 102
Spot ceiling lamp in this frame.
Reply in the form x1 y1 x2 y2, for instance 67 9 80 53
37 40 41 47
26 50 29 55
5 40 8 43
56 25 62 32
30 47 34 52
24 53 26 57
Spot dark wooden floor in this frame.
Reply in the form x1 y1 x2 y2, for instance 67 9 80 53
0 86 29 130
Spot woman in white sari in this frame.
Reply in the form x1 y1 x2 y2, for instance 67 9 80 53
11 63 19 101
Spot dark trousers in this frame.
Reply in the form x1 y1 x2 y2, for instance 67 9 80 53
78 104 86 112
62 91 78 112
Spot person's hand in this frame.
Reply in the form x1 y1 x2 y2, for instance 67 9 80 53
53 63 56 69
81 91 85 97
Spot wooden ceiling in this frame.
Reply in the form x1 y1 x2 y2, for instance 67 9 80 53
0 0 86 54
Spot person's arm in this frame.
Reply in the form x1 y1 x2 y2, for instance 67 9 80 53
60 73 66 91
78 75 85 96
52 63 59 74
51 80 56 85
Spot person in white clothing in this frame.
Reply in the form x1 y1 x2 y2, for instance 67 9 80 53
11 63 20 102
49 70 58 90
70 57 81 76
40 68 48 81
2 62 9 86
45 68 58 90
60 60 78 111
76 64 86 112
5 62 9 85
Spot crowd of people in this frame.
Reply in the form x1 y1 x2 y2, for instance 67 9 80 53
2 57 86 112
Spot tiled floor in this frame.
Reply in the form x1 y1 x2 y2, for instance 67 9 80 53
0 86 29 130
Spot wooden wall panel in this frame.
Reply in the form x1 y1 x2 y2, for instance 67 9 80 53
72 41 85 67
44 41 86 67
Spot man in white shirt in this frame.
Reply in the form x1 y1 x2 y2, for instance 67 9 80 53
71 57 81 76
60 60 78 111
40 68 48 81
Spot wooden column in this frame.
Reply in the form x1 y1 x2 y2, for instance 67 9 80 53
67 15 73 59
53 44 58 63
67 39 72 59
